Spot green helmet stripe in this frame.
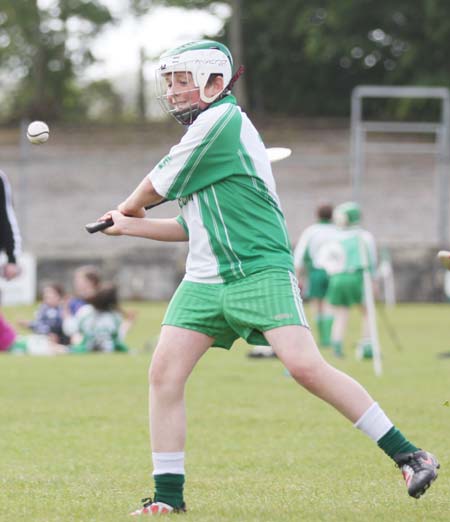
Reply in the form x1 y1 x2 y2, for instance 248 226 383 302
161 40 233 67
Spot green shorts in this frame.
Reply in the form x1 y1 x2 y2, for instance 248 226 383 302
306 268 329 299
163 268 309 349
326 271 363 307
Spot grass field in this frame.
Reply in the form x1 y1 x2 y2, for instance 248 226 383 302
1 302 449 521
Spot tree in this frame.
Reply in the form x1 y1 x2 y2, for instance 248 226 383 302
0 1 113 121
149 0 450 118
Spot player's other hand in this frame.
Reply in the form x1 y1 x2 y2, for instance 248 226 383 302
2 263 21 280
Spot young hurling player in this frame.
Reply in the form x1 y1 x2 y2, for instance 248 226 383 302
293 203 336 347
97 41 439 515
318 202 378 358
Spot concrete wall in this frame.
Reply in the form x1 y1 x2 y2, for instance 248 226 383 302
34 243 449 303
1 121 449 302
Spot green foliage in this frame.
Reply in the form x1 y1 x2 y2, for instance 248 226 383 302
1 302 449 520
237 0 450 116
0 0 114 122
151 0 450 117
3 0 450 120
80 79 124 122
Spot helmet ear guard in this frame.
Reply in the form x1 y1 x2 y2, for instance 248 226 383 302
156 40 235 124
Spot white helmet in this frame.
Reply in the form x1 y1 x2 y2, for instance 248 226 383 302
333 202 362 227
155 40 234 124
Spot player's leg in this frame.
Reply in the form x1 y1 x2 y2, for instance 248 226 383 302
309 268 333 347
233 268 437 499
131 325 213 516
356 305 373 359
132 280 231 516
266 325 439 499
329 305 349 357
267 324 374 420
150 325 213 451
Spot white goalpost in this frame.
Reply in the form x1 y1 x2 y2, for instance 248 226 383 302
351 85 450 244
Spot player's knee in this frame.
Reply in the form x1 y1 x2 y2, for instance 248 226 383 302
289 358 326 390
148 356 185 396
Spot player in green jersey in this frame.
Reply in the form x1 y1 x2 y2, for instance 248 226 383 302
293 203 336 347
317 202 377 358
96 41 439 515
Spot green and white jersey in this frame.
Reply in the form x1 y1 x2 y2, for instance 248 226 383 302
293 222 337 271
148 95 293 283
316 227 377 276
64 305 124 352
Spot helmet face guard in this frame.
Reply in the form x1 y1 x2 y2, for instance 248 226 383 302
155 68 202 126
155 41 233 125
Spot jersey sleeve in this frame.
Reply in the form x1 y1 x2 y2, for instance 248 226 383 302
148 102 242 200
175 215 189 237
0 171 21 263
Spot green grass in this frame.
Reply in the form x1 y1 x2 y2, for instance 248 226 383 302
1 302 449 521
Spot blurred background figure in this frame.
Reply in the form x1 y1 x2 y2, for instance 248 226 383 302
294 203 336 347
18 282 69 345
66 265 102 317
64 282 131 353
0 169 22 353
317 202 377 358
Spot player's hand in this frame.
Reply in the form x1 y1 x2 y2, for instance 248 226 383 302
2 263 21 280
98 210 127 236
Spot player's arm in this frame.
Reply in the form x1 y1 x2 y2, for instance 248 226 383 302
118 177 164 217
0 172 22 279
100 210 188 242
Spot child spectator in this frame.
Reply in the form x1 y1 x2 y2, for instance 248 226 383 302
18 283 69 345
66 265 102 316
64 282 131 353
0 314 17 352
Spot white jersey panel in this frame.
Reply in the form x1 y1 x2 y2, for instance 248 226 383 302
294 223 337 270
181 194 222 283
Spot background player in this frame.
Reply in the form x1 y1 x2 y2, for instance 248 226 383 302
317 202 377 358
293 203 336 347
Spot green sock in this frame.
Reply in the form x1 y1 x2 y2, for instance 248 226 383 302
154 473 185 508
331 340 343 356
377 426 418 459
315 315 323 342
320 315 333 346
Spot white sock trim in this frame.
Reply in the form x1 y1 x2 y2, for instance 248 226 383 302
152 452 185 476
354 402 394 442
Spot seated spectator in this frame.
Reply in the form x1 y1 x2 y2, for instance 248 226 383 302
64 282 132 353
0 314 17 352
18 283 69 345
66 265 102 316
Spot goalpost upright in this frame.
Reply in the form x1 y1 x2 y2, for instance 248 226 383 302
350 85 450 244
350 86 450 375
